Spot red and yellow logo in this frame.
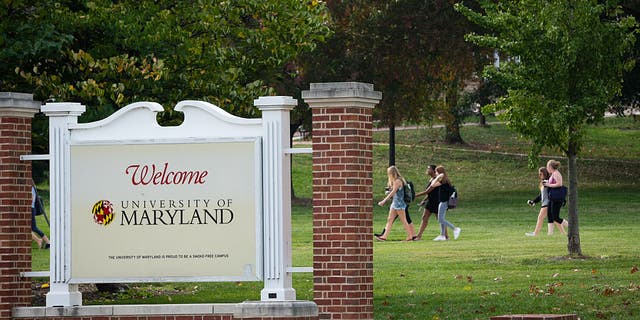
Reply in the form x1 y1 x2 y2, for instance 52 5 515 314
92 200 114 226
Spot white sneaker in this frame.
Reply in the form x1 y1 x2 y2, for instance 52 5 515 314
433 235 447 241
525 232 536 237
453 227 461 240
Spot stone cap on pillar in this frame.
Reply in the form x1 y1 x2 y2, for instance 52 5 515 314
301 82 382 108
41 102 86 117
0 92 41 118
254 96 297 111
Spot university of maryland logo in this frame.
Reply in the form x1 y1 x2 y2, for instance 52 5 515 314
92 200 114 226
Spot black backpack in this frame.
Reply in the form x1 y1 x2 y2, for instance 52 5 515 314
403 180 415 204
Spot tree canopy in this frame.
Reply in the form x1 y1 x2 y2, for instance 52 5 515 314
1 0 331 119
456 0 637 255
300 0 485 142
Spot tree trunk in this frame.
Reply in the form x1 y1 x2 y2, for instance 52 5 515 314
444 122 464 144
566 141 582 256
479 112 487 127
444 85 464 144
389 124 396 166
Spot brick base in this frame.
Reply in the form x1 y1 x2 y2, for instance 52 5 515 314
14 316 318 320
12 302 319 320
490 314 578 320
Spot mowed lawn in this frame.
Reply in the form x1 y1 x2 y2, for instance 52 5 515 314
32 117 640 319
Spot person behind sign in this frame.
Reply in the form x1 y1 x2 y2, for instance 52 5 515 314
543 160 568 235
31 183 50 249
430 166 461 241
525 167 550 236
375 166 416 241
415 165 448 240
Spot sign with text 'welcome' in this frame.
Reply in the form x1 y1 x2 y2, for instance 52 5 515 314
69 139 261 283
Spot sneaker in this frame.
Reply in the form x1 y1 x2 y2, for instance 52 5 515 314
525 232 536 237
453 227 461 240
433 235 447 241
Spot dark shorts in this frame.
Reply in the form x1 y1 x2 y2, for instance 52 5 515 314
426 201 439 215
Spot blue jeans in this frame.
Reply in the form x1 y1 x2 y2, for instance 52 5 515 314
31 207 44 237
438 202 456 235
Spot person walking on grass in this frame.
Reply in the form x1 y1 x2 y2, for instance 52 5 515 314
415 164 448 240
376 166 416 241
544 160 568 235
525 167 550 236
31 184 50 249
430 166 461 241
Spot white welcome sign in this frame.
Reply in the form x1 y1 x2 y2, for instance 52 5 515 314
43 97 298 306
70 140 260 282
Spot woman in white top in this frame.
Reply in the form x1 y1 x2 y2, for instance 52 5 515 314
525 167 550 236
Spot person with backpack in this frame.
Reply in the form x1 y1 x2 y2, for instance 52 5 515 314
375 166 416 241
430 166 461 241
415 165 449 240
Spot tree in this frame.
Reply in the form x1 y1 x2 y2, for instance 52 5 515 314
459 78 506 126
613 1 640 115
300 0 484 165
456 0 636 255
2 0 330 179
2 0 330 117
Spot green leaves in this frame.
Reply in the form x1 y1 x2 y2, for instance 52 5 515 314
457 0 637 158
2 0 331 119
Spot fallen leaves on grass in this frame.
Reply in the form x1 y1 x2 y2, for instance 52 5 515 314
529 282 563 296
589 284 620 296
454 274 473 282
589 282 640 296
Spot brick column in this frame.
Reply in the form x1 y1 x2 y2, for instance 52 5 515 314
0 92 40 320
302 83 381 320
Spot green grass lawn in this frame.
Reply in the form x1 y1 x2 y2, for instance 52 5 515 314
31 117 640 319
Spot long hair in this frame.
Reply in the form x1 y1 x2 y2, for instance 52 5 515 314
435 166 451 185
538 167 550 189
387 166 405 187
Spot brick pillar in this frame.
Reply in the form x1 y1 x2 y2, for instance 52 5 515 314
0 93 40 320
302 83 381 320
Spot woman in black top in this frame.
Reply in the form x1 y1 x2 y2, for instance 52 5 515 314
415 165 448 240
430 166 461 241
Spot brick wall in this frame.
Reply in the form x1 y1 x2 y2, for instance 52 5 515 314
0 93 39 320
311 106 375 320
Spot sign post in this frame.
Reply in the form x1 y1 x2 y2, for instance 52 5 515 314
254 96 298 301
41 102 86 307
